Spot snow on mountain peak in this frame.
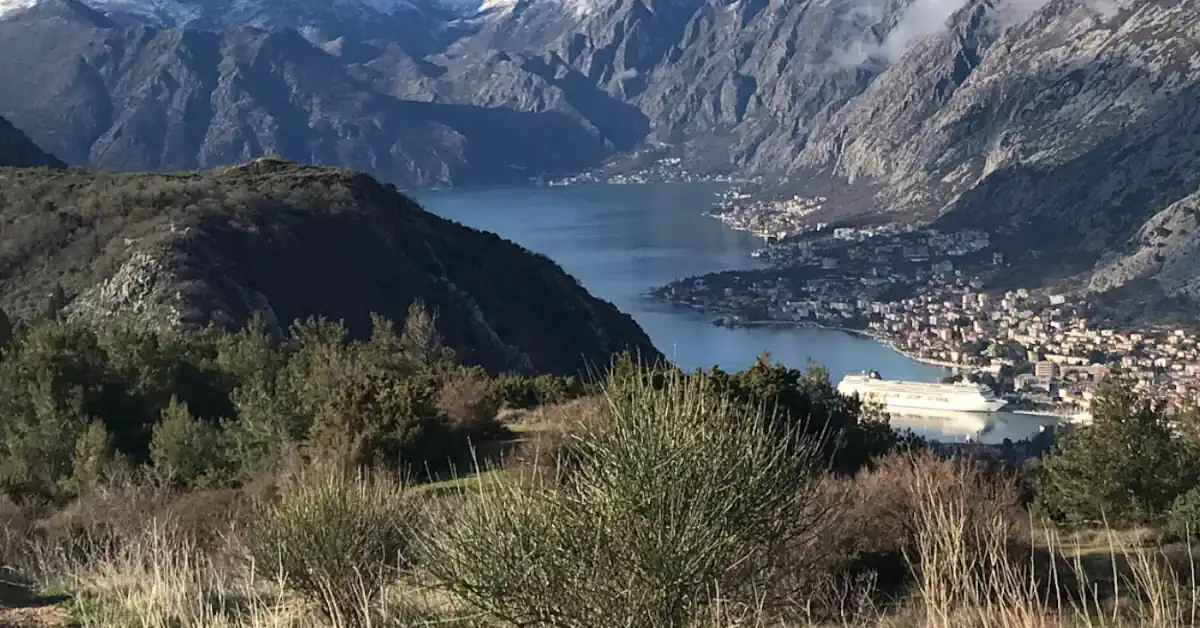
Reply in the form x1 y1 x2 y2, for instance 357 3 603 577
0 0 488 23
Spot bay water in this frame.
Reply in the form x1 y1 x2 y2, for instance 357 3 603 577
419 183 1057 443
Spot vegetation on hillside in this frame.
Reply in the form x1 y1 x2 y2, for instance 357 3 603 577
1 311 1199 627
0 160 659 375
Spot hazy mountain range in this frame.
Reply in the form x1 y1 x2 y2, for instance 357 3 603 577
0 0 1197 306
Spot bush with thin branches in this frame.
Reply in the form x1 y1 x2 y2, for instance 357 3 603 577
243 469 418 625
419 365 837 627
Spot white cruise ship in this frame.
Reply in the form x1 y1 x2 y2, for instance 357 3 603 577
837 371 1007 413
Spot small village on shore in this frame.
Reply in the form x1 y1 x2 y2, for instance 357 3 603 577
653 195 1200 416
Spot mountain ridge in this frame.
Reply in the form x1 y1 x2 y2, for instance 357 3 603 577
0 1 616 188
3 0 1200 312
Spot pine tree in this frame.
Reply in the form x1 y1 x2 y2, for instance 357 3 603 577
1038 382 1199 527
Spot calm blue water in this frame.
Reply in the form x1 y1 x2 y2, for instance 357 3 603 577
418 183 1057 443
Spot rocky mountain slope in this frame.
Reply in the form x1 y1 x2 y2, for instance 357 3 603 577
1090 187 1200 299
3 0 1200 308
0 0 612 188
0 115 64 168
0 158 660 374
794 0 1200 298
0 0 928 181
374 0 912 172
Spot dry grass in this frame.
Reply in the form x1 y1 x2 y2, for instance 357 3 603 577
0 397 1198 628
2 476 1199 628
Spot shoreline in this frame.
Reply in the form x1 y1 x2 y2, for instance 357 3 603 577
651 298 1080 422
657 299 966 371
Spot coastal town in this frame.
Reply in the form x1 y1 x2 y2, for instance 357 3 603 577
652 203 1200 414
706 190 830 238
540 157 754 186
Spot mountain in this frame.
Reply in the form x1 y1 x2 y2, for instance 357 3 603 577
0 115 64 167
0 0 613 188
0 159 661 375
1089 187 1200 299
3 0 1200 312
0 0 927 181
0 0 475 53
377 0 912 172
792 0 1200 299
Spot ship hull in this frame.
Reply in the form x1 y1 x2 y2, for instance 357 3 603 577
837 376 1009 414
869 394 1008 413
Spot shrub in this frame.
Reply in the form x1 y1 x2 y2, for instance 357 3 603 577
0 321 107 498
243 469 417 625
701 355 900 473
1164 487 1200 543
495 374 585 410
60 420 116 496
420 365 834 627
767 452 1027 620
435 366 502 434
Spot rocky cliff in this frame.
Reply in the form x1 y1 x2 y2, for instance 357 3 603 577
0 159 661 374
794 0 1200 297
0 0 612 188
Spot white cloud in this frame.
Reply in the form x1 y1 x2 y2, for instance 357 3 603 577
828 0 969 68
831 0 1118 69
878 0 969 61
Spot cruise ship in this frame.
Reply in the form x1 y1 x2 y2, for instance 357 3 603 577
837 371 1008 413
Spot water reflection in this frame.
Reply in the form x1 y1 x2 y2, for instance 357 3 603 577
888 408 1061 445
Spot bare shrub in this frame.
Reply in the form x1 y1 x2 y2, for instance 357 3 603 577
891 453 1040 628
434 366 501 434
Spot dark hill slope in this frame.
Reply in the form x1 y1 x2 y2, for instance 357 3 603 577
0 159 660 374
0 116 64 168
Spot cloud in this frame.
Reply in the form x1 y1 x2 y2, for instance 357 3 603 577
878 0 970 61
828 0 970 68
832 0 1118 69
1084 0 1121 19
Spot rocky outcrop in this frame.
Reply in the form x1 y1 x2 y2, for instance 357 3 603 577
0 160 661 375
1090 189 1200 299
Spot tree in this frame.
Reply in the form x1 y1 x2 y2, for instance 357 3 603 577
150 397 223 486
399 301 455 368
1037 382 1198 527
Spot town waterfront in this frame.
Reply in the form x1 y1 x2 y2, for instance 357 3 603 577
418 183 1058 443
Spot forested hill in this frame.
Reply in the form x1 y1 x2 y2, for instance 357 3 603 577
0 158 660 375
